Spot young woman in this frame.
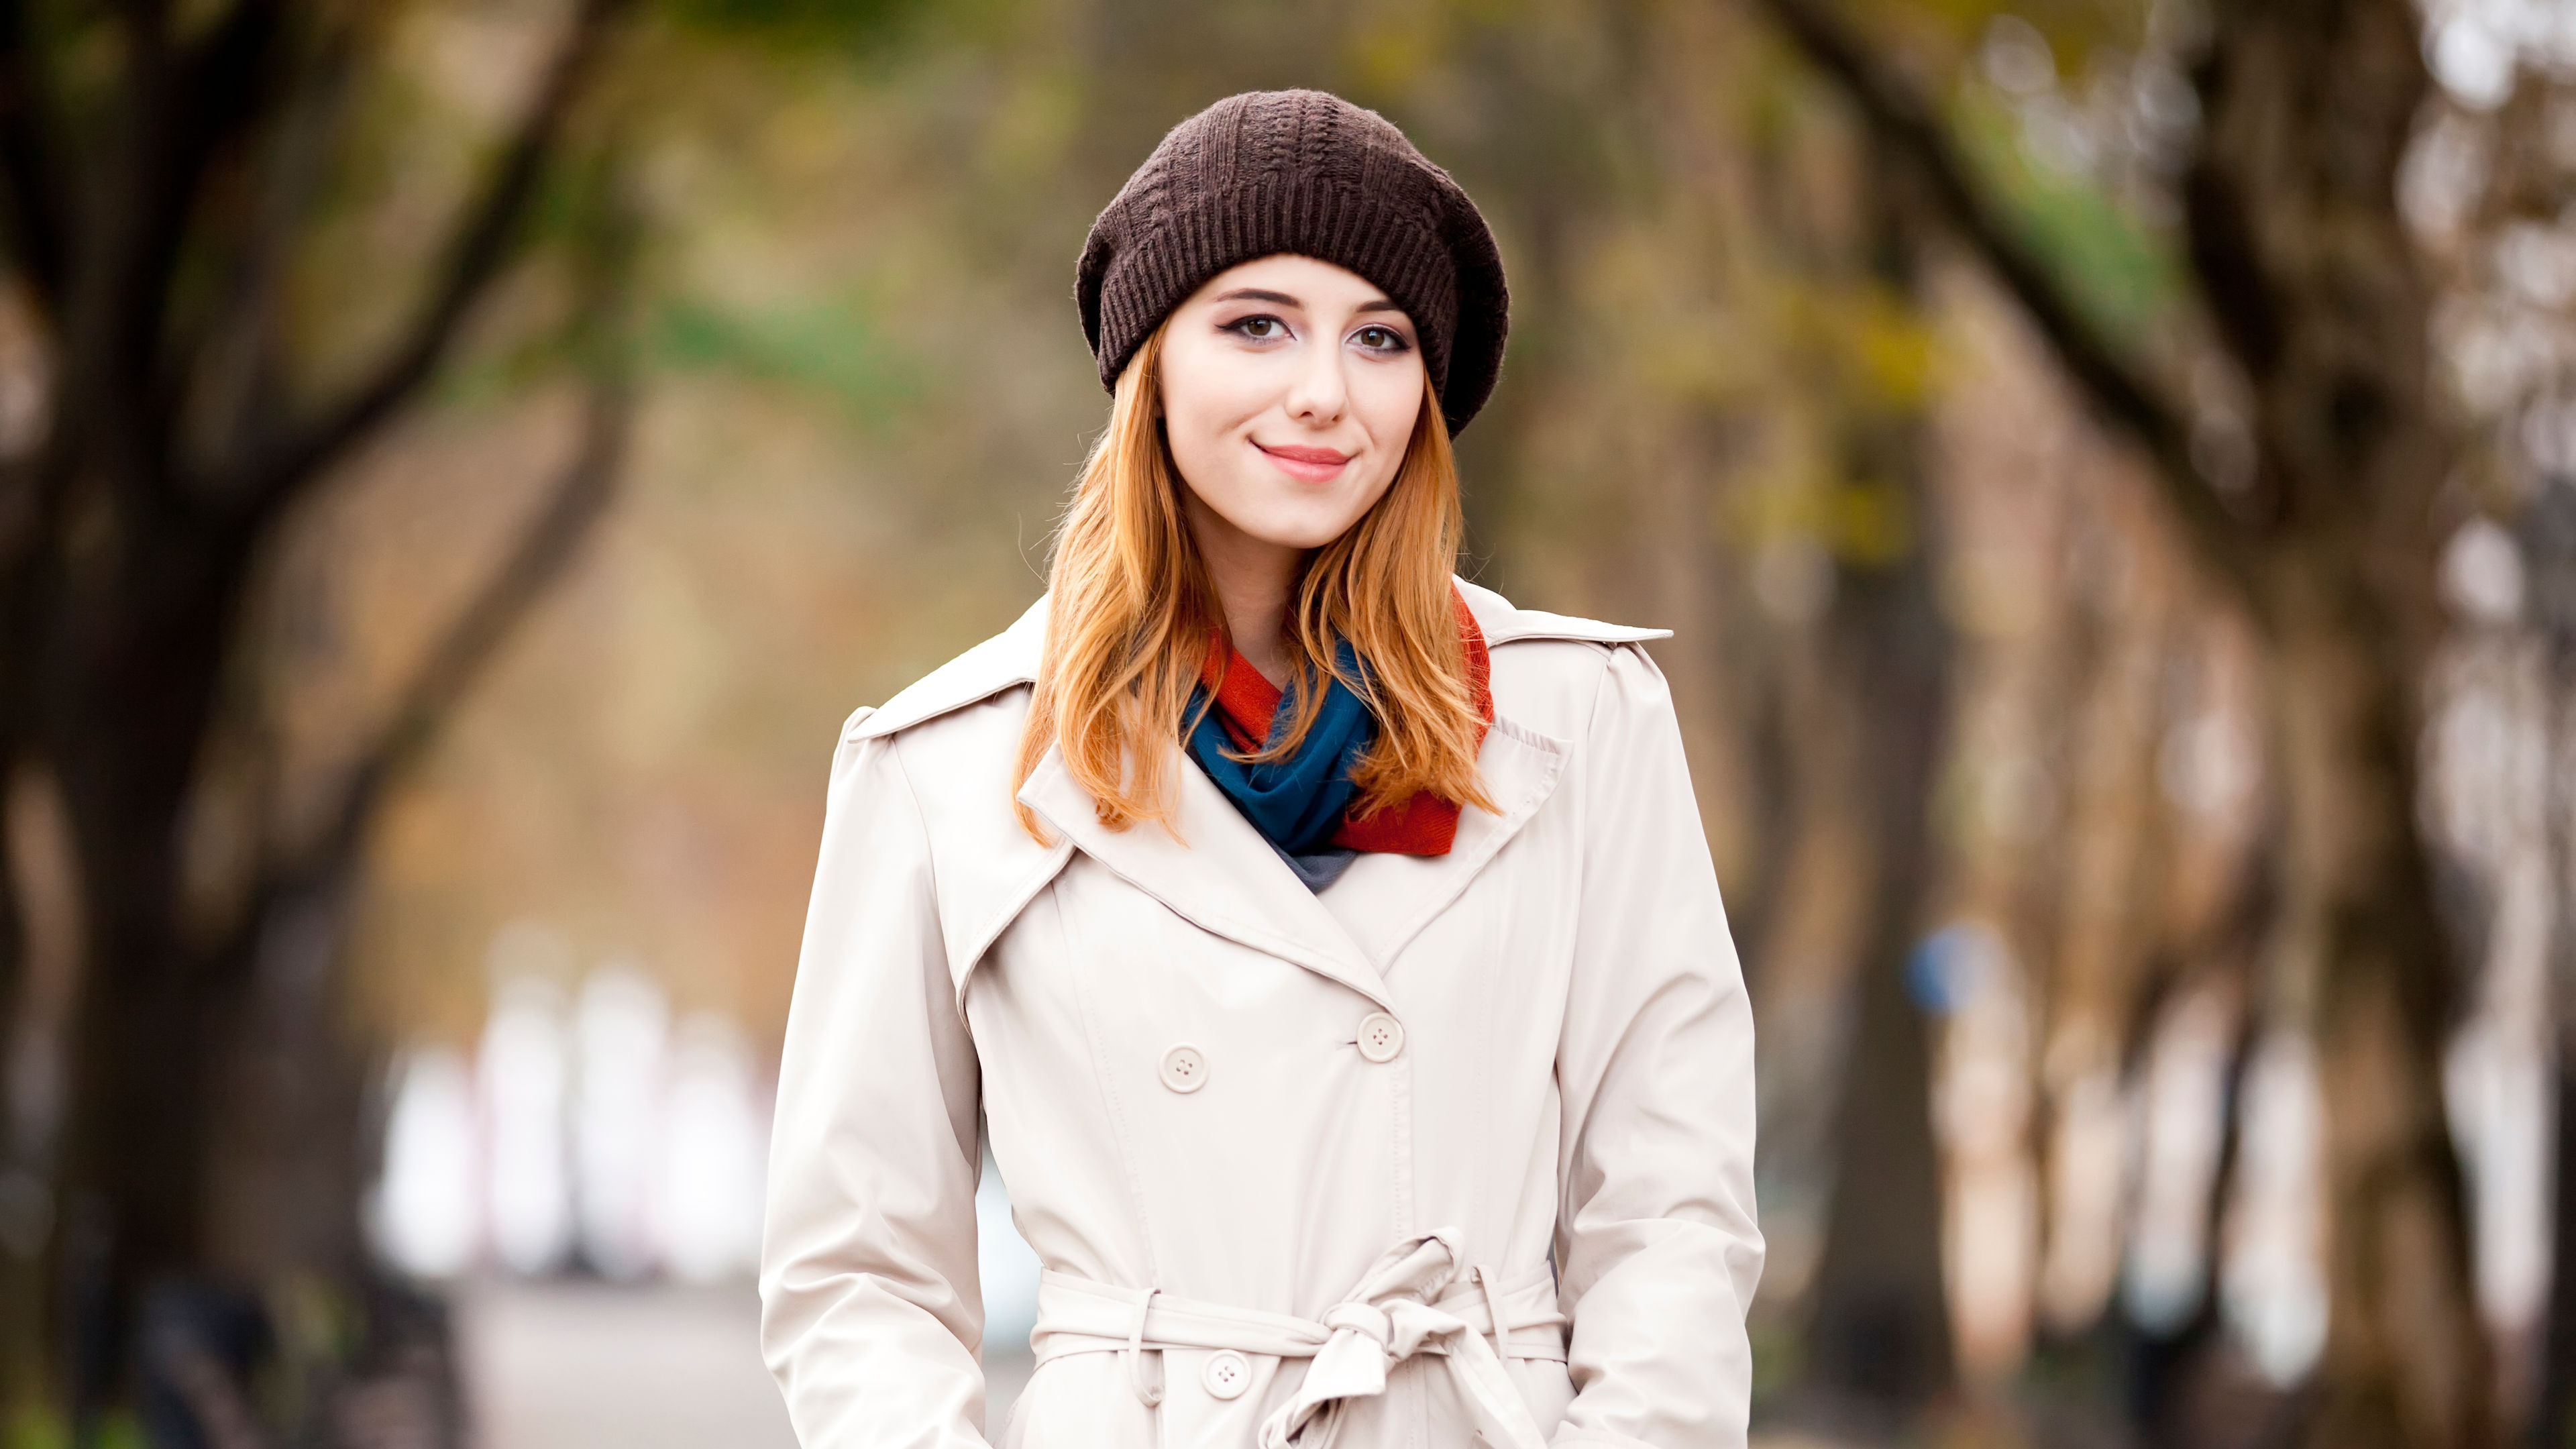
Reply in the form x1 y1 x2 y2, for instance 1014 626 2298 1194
761 90 1761 1448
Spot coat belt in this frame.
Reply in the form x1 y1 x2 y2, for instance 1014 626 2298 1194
1027 1229 1564 1448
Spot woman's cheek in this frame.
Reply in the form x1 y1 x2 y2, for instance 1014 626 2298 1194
1165 394 1233 470
1358 366 1424 451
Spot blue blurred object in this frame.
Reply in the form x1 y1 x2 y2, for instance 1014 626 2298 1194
1906 922 2004 1015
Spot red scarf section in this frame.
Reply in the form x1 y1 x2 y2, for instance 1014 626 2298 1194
1197 589 1494 857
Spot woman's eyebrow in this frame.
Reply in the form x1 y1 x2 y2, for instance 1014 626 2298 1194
1210 288 1302 306
1208 287 1405 319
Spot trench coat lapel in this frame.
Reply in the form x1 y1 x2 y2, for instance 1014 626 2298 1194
989 579 1627 996
1017 743 1397 1012
1016 711 1570 992
1313 715 1568 969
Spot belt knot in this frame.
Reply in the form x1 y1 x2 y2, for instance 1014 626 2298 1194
1255 1230 1547 1449
1317 1301 1393 1347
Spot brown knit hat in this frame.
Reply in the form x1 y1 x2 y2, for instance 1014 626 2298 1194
1077 89 1509 437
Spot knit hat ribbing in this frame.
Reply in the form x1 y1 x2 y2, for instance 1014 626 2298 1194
1076 90 1509 437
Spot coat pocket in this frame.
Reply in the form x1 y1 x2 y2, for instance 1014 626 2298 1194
1004 1347 1301 1449
999 1352 1164 1449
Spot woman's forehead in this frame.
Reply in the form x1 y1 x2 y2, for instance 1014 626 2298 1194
1186 254 1405 315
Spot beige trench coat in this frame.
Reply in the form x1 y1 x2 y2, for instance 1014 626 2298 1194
761 580 1762 1448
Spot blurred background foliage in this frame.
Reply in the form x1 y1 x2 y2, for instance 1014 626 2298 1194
1 0 2572 1446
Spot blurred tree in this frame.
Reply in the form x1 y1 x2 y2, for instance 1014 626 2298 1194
1757 0 2495 1444
2398 43 2576 1448
0 0 634 1442
1768 122 1956 1436
2522 405 2576 1446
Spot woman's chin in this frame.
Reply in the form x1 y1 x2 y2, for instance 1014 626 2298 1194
1236 511 1367 551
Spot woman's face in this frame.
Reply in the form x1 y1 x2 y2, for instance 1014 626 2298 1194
1157 254 1427 555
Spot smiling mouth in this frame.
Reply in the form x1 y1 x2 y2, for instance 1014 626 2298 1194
1253 440 1351 482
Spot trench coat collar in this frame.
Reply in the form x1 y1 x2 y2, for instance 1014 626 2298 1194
1018 714 1582 1008
849 582 1669 744
861 582 1668 998
1018 741 1395 1007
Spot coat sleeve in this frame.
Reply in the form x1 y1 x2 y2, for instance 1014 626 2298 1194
1551 645 1764 1448
761 714 991 1446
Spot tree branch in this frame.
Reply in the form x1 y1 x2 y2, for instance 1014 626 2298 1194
1750 0 2263 606
227 0 629 521
168 28 356 489
123 0 290 502
272 149 639 896
276 364 627 898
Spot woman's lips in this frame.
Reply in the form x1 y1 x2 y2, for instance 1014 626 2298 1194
1254 440 1350 483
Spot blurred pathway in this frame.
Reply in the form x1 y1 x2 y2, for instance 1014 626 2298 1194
458 1281 795 1448
455 1279 1033 1447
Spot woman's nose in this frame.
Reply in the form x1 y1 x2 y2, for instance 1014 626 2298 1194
1283 341 1348 427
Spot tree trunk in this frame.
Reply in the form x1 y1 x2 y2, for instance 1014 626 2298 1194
1803 924 1950 1413
1781 125 1960 1426
2524 484 2576 1448
1796 159 1957 1403
0 779 40 1430
2535 1061 2575 1448
1799 537 1955 1419
0 3 627 1437
47 523 266 1434
2259 553 2487 1448
203 873 370 1291
2186 0 2493 1439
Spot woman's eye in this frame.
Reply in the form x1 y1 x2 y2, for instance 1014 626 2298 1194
1355 325 1409 352
1230 315 1285 340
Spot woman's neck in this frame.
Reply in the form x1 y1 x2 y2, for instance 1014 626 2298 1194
1183 492 1303 688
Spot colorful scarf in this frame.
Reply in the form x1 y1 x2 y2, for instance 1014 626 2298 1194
1184 590 1493 861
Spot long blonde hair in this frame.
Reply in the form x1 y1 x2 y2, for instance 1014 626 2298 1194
1014 323 1495 840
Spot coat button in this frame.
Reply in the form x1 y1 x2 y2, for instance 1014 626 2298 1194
1356 1012 1405 1063
1159 1044 1208 1093
1202 1348 1251 1399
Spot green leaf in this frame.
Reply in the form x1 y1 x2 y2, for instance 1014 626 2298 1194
1953 87 2183 348
649 293 924 427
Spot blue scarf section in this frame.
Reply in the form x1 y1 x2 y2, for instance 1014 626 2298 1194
1183 637 1378 859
